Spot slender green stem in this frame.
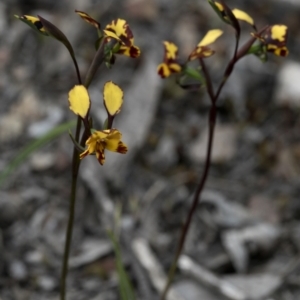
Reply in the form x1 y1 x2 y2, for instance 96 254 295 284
160 102 217 300
71 57 82 85
59 156 80 300
60 53 82 300
60 120 82 300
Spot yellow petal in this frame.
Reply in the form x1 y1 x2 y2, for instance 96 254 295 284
214 2 224 12
209 1 227 19
271 25 288 42
105 129 128 153
157 63 181 78
103 81 124 116
198 29 223 47
189 46 215 60
22 15 39 23
104 30 123 43
267 45 289 57
106 19 129 39
68 85 90 118
80 148 90 159
95 130 110 140
169 63 182 73
157 63 171 78
232 9 254 26
163 41 179 60
85 135 98 152
274 46 289 57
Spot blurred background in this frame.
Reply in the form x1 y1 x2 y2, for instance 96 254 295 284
1 0 300 299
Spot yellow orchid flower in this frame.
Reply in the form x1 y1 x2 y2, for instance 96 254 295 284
104 19 140 58
80 129 128 165
157 41 182 78
189 29 223 61
266 25 289 56
253 24 289 57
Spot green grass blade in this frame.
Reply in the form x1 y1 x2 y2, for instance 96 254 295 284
0 120 76 187
107 230 136 300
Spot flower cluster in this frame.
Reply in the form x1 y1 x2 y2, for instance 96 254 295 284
208 1 288 58
157 30 223 78
158 1 289 79
76 11 140 59
68 82 128 165
16 11 140 165
16 12 141 62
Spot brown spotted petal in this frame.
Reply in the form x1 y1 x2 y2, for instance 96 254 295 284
118 44 141 58
105 19 133 46
189 46 215 60
188 29 223 61
104 19 140 58
75 10 100 29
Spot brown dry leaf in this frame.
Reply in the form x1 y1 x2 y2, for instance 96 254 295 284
274 147 300 179
248 194 280 224
124 0 158 20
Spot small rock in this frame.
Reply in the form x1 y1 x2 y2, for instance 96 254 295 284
0 116 23 142
27 105 64 138
222 223 281 272
275 61 300 107
69 239 112 269
30 152 56 171
81 278 103 291
8 260 28 281
241 127 264 144
0 192 21 228
25 250 44 265
224 274 282 300
37 275 56 291
148 134 178 171
175 280 221 300
189 124 237 164
200 191 254 229
12 89 42 123
0 88 43 142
